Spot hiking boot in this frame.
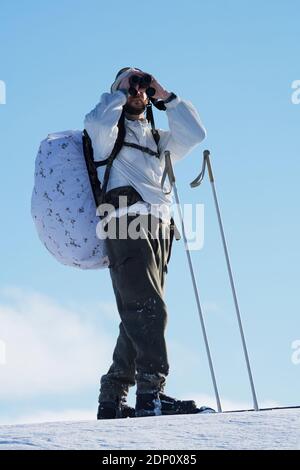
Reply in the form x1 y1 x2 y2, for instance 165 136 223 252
159 393 199 415
97 397 135 420
135 391 162 417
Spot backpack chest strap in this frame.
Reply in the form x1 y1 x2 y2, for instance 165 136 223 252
93 141 160 170
123 141 160 158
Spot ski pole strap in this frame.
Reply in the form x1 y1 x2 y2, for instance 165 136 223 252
190 149 214 188
161 150 175 194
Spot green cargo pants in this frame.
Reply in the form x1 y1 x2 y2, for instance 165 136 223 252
99 213 173 402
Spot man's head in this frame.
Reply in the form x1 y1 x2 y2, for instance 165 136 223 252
111 67 150 118
124 89 149 117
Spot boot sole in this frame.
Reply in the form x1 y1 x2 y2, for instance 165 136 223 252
135 410 162 418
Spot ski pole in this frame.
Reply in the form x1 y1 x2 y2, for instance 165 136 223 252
162 151 222 413
190 150 259 411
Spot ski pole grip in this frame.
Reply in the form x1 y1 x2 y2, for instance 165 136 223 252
164 151 176 184
204 150 214 182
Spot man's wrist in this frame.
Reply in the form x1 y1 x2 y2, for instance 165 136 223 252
163 92 177 104
160 91 172 101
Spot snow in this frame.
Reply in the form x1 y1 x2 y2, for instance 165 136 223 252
0 409 299 450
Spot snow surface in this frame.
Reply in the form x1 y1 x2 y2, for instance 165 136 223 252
0 409 299 450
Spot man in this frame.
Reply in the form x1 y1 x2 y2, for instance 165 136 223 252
84 67 207 419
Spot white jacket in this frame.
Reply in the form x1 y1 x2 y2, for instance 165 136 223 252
84 90 206 223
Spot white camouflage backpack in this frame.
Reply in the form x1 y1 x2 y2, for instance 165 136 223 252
31 130 109 270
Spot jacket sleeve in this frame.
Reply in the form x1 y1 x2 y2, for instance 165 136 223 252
158 96 207 164
84 90 127 161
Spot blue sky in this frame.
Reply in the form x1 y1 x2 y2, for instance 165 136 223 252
0 0 299 423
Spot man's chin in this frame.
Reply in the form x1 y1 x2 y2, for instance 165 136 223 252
124 103 146 115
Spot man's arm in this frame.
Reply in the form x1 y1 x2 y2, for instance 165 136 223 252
158 96 207 163
84 90 127 160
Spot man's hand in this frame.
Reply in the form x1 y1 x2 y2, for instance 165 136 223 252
118 70 172 101
118 70 144 93
146 74 172 101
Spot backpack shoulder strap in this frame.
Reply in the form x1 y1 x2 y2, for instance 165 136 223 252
98 110 126 204
82 129 102 208
146 103 160 148
82 110 126 208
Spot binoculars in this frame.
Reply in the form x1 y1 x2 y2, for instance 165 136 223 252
128 74 156 97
